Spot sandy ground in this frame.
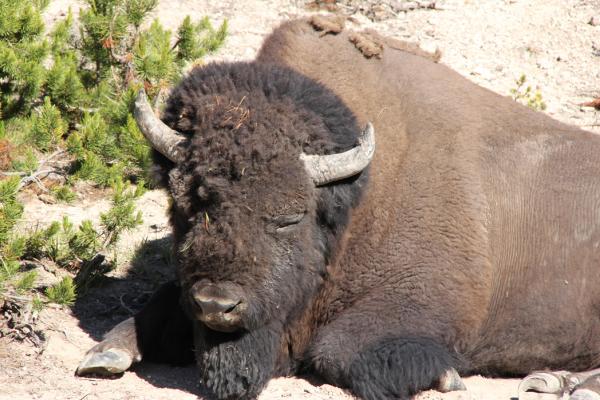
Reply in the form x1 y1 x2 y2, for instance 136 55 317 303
2 0 600 399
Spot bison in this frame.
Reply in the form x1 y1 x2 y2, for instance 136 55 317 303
77 18 600 400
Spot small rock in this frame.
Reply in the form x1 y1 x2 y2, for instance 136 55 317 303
41 171 67 186
536 58 552 70
471 66 490 77
420 42 439 56
589 15 600 26
417 0 437 8
30 265 63 290
38 193 56 204
391 1 418 12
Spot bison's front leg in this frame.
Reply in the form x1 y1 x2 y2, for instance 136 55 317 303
77 281 194 375
308 311 466 400
194 321 285 400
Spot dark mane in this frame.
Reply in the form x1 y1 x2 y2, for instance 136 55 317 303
164 62 360 154
154 62 369 266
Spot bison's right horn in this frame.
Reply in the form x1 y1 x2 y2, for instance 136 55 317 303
300 122 375 186
134 89 187 162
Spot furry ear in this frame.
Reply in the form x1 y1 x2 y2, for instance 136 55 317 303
150 149 175 188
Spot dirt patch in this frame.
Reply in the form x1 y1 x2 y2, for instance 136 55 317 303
3 0 600 399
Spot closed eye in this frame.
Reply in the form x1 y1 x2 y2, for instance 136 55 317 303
271 212 306 232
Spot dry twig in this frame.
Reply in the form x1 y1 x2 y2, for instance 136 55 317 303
581 97 600 110
0 149 67 192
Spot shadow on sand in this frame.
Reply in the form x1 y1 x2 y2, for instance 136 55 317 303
70 234 210 396
72 235 175 339
69 233 333 399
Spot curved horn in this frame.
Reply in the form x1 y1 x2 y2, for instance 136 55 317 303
300 122 375 186
133 89 187 162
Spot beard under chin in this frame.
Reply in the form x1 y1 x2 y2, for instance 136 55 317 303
194 321 283 400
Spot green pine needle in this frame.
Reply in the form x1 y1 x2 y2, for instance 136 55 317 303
45 276 77 306
15 270 37 293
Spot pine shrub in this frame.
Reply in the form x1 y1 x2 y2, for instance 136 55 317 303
0 177 23 246
0 0 49 117
0 0 228 306
30 97 67 151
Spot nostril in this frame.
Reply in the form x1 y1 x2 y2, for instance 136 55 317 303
223 301 242 314
193 295 241 316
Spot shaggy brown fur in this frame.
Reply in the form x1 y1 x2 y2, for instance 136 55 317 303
150 61 369 398
258 16 600 386
80 19 600 400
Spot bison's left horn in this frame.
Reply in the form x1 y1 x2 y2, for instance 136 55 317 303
134 89 187 163
300 122 375 186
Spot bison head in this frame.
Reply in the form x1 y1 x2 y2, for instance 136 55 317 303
135 62 374 398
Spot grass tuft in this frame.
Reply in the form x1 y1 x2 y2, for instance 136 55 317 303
45 276 76 306
15 270 37 293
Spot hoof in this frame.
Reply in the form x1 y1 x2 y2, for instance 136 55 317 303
518 371 572 394
571 389 600 400
571 375 600 400
76 348 133 376
437 368 467 392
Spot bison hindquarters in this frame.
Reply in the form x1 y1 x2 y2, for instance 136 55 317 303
77 281 194 376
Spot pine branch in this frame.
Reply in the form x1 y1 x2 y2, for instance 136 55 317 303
23 174 51 192
106 34 131 65
65 105 99 114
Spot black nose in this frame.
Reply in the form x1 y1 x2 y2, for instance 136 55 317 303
190 281 246 332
